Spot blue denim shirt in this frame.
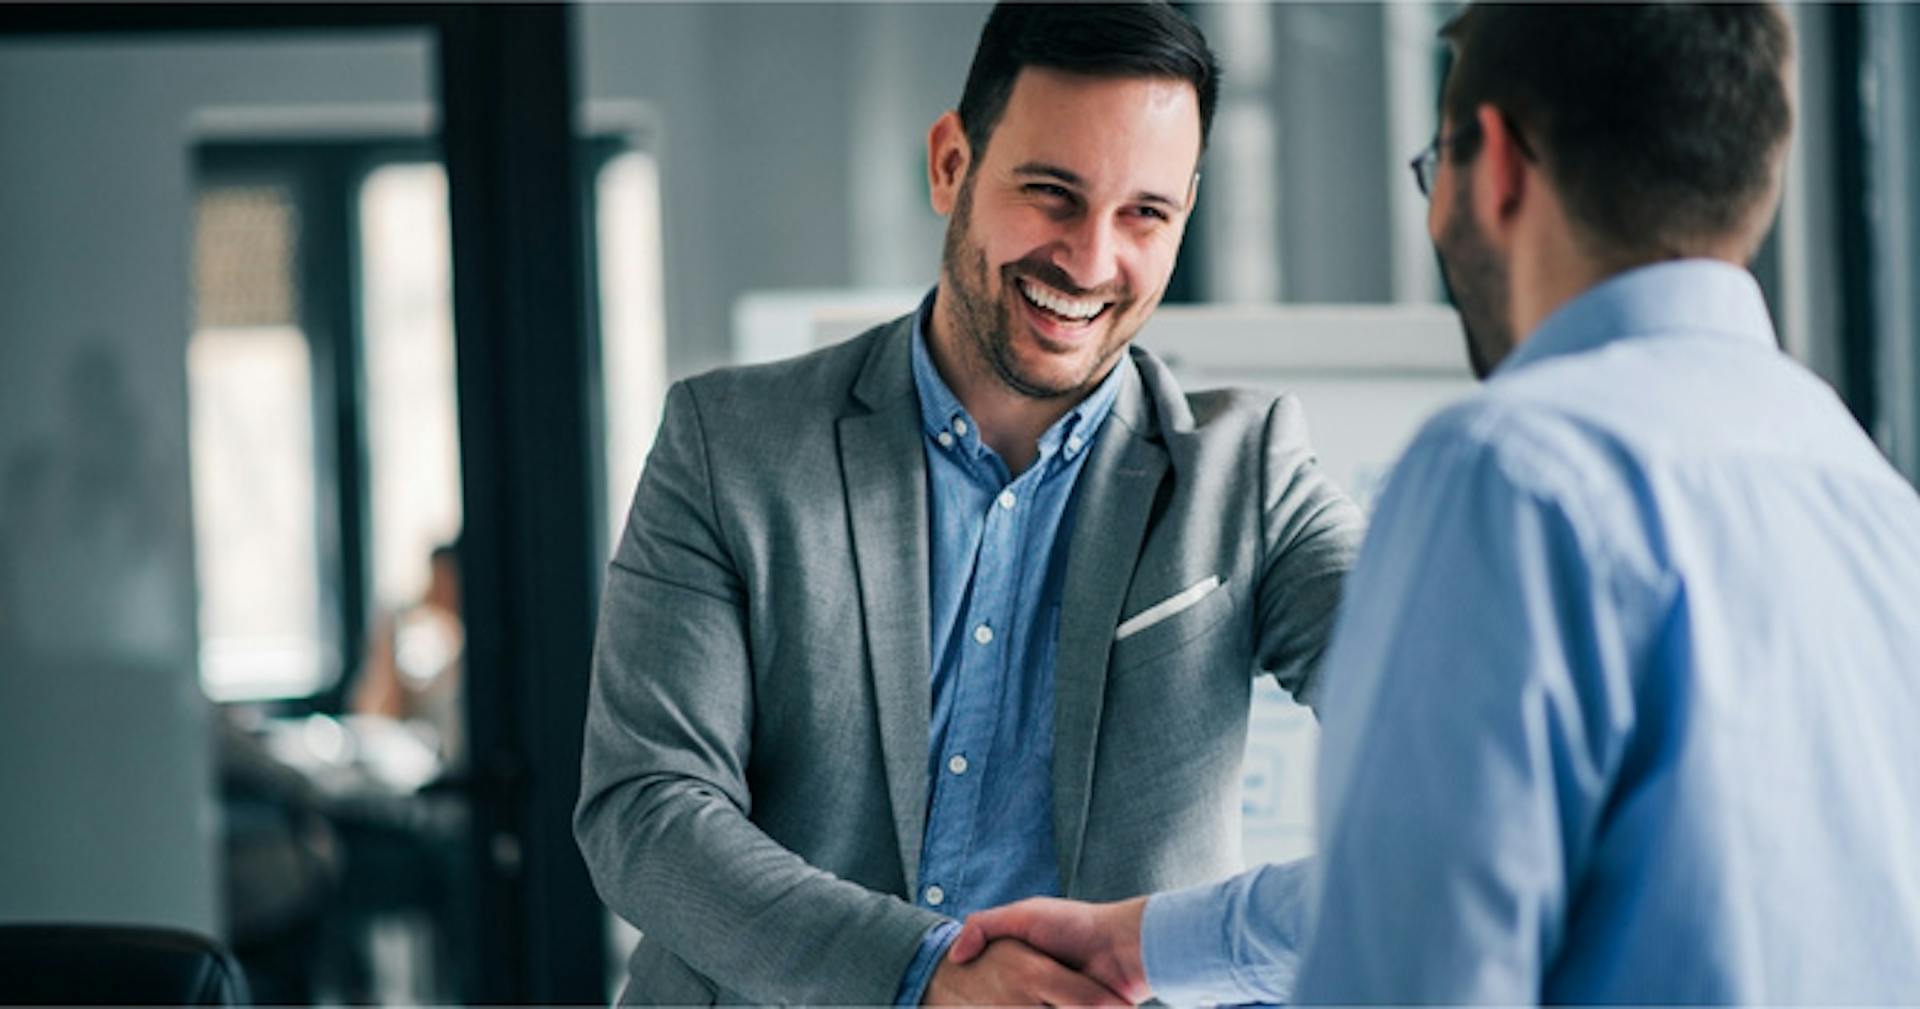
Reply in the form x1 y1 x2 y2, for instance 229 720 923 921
893 290 1125 1003
1141 260 1920 1003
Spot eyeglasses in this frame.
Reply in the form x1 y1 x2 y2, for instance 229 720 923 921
1408 121 1482 198
1409 116 1537 198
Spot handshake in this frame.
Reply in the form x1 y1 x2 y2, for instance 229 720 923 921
924 897 1153 1007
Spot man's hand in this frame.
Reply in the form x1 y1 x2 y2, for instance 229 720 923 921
947 897 1151 1004
924 936 1131 1007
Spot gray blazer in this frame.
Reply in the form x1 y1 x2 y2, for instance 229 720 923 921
575 316 1364 1005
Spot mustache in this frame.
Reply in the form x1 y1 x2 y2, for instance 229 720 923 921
1002 257 1128 303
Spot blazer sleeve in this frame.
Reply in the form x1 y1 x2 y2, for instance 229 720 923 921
573 379 945 1005
1253 394 1367 709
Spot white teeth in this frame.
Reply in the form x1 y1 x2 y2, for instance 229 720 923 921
1020 279 1105 321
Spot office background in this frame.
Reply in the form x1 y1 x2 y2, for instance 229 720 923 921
1 3 1915 1003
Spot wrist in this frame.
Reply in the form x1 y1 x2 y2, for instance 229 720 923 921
898 920 962 1006
1106 897 1151 1000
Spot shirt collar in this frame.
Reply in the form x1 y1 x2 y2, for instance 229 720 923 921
1497 259 1778 378
910 287 1123 469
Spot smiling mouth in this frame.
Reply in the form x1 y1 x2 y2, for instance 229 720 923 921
1018 277 1112 326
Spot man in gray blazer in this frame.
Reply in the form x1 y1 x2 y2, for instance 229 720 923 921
574 4 1363 1004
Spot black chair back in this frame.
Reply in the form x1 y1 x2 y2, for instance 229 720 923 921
0 924 251 1005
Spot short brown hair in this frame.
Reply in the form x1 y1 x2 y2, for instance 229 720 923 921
1441 4 1794 261
957 2 1221 163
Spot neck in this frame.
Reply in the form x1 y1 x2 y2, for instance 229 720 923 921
1506 209 1616 346
928 283 1098 475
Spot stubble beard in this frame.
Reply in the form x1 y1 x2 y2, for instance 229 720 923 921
1436 179 1516 381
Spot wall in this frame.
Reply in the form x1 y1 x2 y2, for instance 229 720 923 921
0 32 431 936
579 2 989 380
1872 5 1920 481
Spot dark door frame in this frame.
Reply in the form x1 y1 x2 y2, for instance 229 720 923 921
0 6 606 1002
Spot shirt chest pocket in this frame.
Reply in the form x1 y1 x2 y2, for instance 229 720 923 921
1107 574 1235 674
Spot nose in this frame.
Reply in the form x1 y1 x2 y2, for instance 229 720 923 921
1053 213 1121 292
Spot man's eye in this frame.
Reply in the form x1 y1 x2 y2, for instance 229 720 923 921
1131 205 1170 222
1026 183 1072 200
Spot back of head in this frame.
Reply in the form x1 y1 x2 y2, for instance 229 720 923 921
1442 3 1794 265
957 2 1221 161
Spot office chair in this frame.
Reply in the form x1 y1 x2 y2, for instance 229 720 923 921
0 923 251 1005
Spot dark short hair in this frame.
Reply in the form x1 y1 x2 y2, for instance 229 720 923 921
957 2 1221 163
1441 3 1793 259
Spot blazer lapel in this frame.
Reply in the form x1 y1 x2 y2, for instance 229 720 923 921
837 322 934 891
1052 357 1167 892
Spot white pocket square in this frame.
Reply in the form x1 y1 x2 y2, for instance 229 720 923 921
1114 575 1222 642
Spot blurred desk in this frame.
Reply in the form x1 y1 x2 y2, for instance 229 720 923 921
221 710 468 1004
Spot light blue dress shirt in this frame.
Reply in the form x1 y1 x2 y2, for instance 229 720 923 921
895 292 1126 1004
1142 260 1920 1003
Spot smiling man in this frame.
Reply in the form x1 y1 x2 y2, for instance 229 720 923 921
573 3 1364 1005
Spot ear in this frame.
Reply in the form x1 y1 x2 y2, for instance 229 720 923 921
927 111 972 217
1470 102 1530 243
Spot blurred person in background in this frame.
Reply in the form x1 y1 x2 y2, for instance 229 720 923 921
352 541 464 770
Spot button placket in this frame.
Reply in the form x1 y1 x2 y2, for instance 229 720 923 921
954 473 1023 908
927 473 1015 921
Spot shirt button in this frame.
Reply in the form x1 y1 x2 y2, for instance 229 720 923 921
997 490 1016 510
948 754 969 775
953 418 970 437
1067 435 1084 453
973 624 994 645
925 885 946 907
936 431 954 449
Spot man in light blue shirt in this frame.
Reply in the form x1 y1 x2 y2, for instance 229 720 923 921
950 4 1920 1001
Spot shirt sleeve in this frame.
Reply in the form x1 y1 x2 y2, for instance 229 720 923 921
1291 413 1645 1003
1141 858 1314 1005
893 920 962 1006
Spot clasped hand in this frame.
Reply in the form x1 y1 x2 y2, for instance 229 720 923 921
927 896 1151 1006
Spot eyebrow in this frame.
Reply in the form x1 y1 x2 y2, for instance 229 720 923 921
1011 161 1184 211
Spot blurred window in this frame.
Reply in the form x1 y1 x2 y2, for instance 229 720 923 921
188 139 665 704
593 147 670 550
189 182 330 701
1191 3 1447 305
358 163 462 612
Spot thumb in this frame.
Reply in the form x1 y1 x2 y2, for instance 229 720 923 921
947 905 1021 964
947 920 987 964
